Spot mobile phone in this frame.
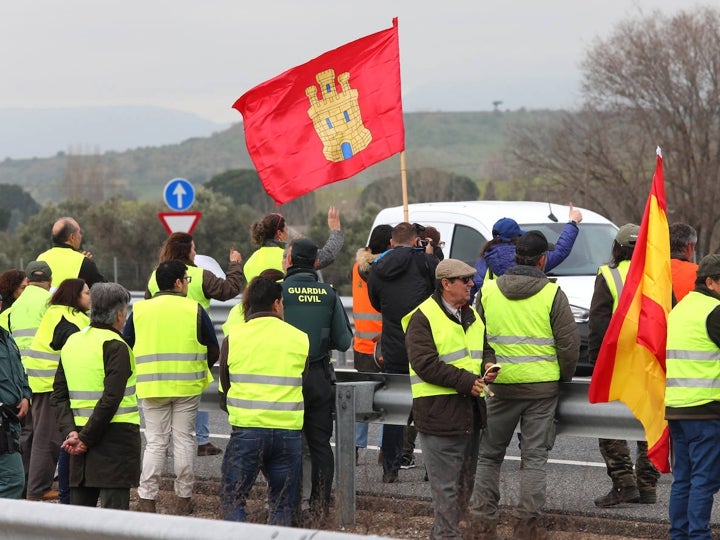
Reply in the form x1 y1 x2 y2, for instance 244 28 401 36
483 364 501 378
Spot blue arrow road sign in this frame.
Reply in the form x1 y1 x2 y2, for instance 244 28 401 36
163 178 195 211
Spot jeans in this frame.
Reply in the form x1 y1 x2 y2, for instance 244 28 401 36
57 448 70 504
220 427 302 526
138 395 200 500
668 419 720 540
196 411 210 445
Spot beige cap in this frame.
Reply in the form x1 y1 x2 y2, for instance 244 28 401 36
435 258 476 280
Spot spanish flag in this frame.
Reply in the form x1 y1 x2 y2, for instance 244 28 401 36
588 147 672 473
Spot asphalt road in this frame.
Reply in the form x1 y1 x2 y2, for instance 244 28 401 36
183 408 716 531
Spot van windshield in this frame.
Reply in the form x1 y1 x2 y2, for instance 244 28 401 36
520 223 618 276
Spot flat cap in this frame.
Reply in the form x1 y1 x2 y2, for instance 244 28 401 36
435 258 476 280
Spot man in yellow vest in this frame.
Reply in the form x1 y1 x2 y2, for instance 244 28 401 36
50 283 139 509
469 230 580 540
403 258 497 540
123 259 219 515
590 224 660 507
36 217 106 289
6 261 53 500
665 254 720 540
218 276 309 525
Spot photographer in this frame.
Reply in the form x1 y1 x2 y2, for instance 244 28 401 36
368 222 439 483
0 306 31 499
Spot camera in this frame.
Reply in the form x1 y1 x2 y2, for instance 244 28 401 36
417 238 429 248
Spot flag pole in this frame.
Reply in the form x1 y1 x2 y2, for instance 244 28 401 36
401 150 409 221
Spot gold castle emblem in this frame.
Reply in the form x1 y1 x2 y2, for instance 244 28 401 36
306 69 372 162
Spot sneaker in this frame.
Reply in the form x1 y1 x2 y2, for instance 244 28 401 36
176 496 193 515
639 489 657 504
594 486 640 507
400 454 416 469
197 442 222 456
137 497 156 513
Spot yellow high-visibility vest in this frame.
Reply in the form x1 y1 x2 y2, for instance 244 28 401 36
243 246 284 282
132 294 209 399
481 280 560 384
598 260 631 312
25 305 89 393
226 316 308 430
666 291 720 408
147 265 208 308
402 297 483 398
6 285 50 353
37 247 85 288
61 326 139 426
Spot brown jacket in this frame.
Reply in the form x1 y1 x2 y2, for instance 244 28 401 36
405 292 495 436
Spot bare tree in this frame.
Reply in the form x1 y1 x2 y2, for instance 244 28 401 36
511 7 720 253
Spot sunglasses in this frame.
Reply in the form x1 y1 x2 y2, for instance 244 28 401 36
447 276 473 284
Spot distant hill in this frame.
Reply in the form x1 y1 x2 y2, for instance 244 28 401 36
0 106 228 160
0 109 563 205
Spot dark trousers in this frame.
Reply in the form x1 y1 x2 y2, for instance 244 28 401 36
301 362 335 517
70 486 130 509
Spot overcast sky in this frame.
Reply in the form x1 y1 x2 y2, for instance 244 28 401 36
1 1 702 124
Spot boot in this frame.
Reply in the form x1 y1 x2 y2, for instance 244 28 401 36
176 496 193 515
594 486 640 507
137 497 156 513
639 488 657 504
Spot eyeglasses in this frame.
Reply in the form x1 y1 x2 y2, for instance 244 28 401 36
435 241 446 248
182 275 192 283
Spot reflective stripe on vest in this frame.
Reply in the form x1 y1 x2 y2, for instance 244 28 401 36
226 316 308 430
352 261 382 354
37 247 85 288
24 305 89 394
61 326 139 426
243 246 284 282
148 265 208 308
665 291 720 408
401 297 484 398
132 294 209 399
481 279 560 383
7 285 51 351
598 261 630 312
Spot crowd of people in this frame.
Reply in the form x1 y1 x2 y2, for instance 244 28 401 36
0 207 717 540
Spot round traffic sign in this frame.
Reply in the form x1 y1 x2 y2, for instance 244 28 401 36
163 178 195 211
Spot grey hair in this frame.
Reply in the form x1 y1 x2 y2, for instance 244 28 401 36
669 223 697 258
90 283 131 325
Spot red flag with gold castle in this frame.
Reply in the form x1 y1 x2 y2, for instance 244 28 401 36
233 18 404 205
588 147 672 472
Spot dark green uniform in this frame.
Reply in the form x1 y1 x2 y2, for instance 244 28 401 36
0 327 31 499
282 267 352 522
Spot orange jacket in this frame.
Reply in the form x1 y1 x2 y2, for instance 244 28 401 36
671 258 698 302
352 259 382 354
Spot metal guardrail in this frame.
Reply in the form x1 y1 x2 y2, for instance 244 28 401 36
0 498 391 540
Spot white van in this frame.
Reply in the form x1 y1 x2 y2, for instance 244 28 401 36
370 201 619 375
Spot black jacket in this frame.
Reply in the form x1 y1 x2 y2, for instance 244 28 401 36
367 246 438 374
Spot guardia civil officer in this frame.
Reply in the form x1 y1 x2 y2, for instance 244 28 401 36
282 238 352 525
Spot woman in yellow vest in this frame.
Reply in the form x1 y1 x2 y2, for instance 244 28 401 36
589 224 660 507
50 283 139 510
25 278 90 504
242 207 344 282
145 232 244 457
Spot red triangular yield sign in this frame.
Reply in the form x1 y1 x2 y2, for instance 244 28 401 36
158 212 202 234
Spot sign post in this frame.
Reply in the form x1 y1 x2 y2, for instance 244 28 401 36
159 178 201 233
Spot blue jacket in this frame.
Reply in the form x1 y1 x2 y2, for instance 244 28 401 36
471 222 579 301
